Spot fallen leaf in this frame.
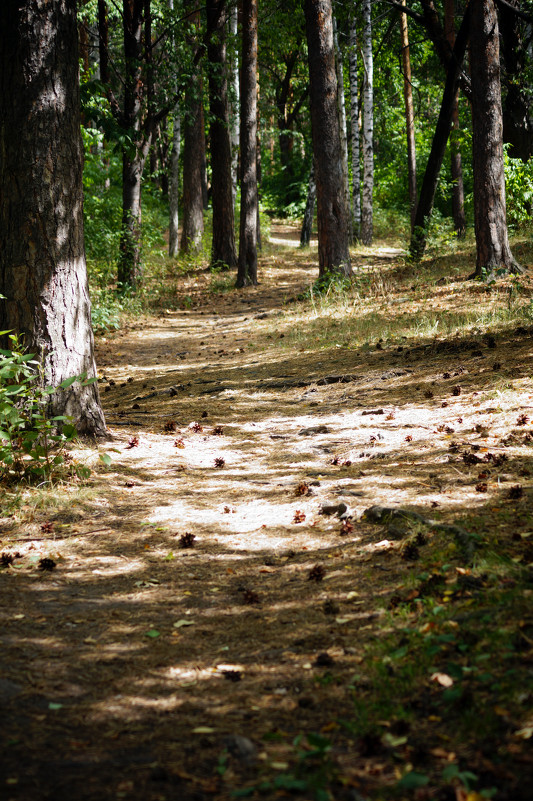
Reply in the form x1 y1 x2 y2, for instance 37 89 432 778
431 672 454 687
173 619 194 628
145 629 161 638
192 726 215 734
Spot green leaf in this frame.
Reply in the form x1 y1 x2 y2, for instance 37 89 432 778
397 771 430 789
59 376 79 389
99 452 112 465
145 629 160 638
48 702 64 711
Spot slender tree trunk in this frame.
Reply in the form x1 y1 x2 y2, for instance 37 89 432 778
361 0 374 246
236 0 258 287
300 165 317 246
348 15 361 240
333 16 353 244
229 1 240 210
410 6 470 260
444 0 466 237
180 78 205 253
117 0 147 289
0 0 106 436
168 110 181 257
304 0 351 279
400 0 417 229
470 0 519 278
207 0 237 269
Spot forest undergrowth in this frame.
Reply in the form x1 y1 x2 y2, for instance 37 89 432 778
1 225 533 801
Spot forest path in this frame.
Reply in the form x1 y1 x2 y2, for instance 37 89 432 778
2 226 533 800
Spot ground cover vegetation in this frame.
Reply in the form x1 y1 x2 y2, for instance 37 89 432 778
1 0 533 799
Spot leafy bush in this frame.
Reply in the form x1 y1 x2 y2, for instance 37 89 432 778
505 149 533 229
0 334 83 482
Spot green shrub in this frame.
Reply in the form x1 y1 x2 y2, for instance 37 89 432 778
0 334 84 482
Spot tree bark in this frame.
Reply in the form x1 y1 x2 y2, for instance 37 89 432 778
333 16 353 245
444 0 466 237
207 0 237 269
400 0 417 230
229 2 240 210
236 0 258 287
168 109 181 257
361 0 374 246
300 165 317 246
0 0 106 437
348 15 361 241
304 0 351 279
180 77 205 253
470 0 519 278
409 6 470 260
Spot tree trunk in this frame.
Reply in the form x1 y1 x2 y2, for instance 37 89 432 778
236 0 258 287
400 0 417 230
333 16 353 245
409 6 470 260
348 15 361 241
180 78 205 253
229 2 240 210
444 0 466 237
470 0 519 278
304 0 351 279
0 0 106 437
300 165 317 246
168 109 181 257
207 0 237 270
361 0 374 246
117 0 147 289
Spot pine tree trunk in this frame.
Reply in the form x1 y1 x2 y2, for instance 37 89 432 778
470 0 519 278
444 0 466 237
0 0 106 437
400 0 417 229
180 78 205 253
236 0 258 287
410 6 470 260
304 0 351 279
361 0 374 246
348 15 361 241
207 0 237 270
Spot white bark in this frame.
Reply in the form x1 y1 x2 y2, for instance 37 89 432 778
348 14 361 240
168 110 181 257
230 2 240 210
333 16 352 243
361 0 374 246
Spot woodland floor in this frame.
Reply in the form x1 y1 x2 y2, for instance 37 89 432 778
1 225 533 801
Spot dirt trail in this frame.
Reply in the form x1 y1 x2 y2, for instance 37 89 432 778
1 230 533 800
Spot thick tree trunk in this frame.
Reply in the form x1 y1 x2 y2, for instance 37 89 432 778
207 0 237 270
444 0 466 237
300 165 317 246
180 79 205 253
348 15 361 241
400 0 417 229
409 6 470 260
0 0 106 437
236 0 258 287
304 0 351 279
361 0 374 246
470 0 519 278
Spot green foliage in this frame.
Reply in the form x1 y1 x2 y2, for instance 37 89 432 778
0 335 82 483
505 149 533 228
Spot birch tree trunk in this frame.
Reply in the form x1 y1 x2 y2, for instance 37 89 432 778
304 0 351 278
333 16 353 244
361 0 374 246
300 165 317 246
236 0 258 287
230 2 240 211
348 15 361 240
400 0 417 229
168 110 181 257
0 0 106 436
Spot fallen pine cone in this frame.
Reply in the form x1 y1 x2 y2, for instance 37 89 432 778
309 564 326 582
